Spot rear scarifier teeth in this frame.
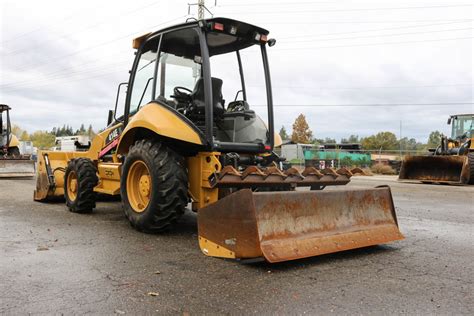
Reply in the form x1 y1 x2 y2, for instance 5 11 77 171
215 165 354 188
350 167 368 176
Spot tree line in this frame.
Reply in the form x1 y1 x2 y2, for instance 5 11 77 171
11 124 96 149
280 113 442 151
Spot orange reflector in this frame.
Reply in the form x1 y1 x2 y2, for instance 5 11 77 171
261 34 268 42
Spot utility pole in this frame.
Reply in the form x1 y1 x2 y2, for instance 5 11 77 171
198 0 205 20
188 0 215 20
399 120 403 160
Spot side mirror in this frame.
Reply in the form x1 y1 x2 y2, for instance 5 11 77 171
267 38 276 47
447 117 452 125
107 110 114 126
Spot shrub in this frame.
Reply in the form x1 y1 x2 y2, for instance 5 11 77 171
370 163 396 175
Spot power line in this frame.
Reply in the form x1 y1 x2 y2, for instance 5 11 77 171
282 27 473 43
248 83 474 90
271 36 474 50
260 18 474 24
1 69 126 94
257 102 474 107
7 15 186 74
278 20 473 40
219 1 333 6
0 59 131 90
219 4 473 15
0 2 113 44
1 0 165 48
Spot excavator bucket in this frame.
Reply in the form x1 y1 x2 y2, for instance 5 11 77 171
0 159 35 178
198 186 404 263
399 155 469 184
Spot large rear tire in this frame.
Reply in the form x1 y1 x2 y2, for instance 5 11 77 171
8 146 20 158
64 158 98 213
121 139 188 233
468 153 474 185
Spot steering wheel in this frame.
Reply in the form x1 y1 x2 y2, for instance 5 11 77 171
171 86 192 101
227 100 249 112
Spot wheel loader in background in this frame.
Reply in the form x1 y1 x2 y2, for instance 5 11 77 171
0 104 35 177
34 18 403 263
399 114 473 185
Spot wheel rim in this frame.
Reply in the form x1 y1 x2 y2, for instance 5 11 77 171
67 171 78 201
127 160 151 213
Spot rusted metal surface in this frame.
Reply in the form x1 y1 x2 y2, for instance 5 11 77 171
198 187 404 262
399 155 469 184
214 165 352 189
350 167 368 176
0 159 35 178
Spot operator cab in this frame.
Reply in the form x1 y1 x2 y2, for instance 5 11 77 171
124 18 275 153
448 114 474 139
0 104 12 149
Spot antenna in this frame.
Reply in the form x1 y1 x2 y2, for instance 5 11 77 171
188 0 217 20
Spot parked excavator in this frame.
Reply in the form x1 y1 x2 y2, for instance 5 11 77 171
0 104 35 177
34 18 403 262
399 114 473 185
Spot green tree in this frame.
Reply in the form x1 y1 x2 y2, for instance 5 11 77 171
279 126 289 140
87 124 96 139
427 130 442 149
30 131 56 149
20 130 30 141
11 125 24 138
291 114 313 144
76 124 86 135
361 131 398 150
341 134 360 143
324 137 336 144
399 137 425 152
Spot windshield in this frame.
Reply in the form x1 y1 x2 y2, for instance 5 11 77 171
208 32 270 145
451 115 473 138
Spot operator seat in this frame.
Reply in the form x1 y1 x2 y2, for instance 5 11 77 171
191 77 225 116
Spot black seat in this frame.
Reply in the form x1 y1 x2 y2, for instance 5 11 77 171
191 77 225 116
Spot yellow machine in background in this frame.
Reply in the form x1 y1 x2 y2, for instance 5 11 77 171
0 104 35 177
34 18 403 263
399 114 473 184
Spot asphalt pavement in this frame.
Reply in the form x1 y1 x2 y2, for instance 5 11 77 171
1 176 473 315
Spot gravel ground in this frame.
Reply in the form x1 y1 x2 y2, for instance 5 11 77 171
1 176 473 315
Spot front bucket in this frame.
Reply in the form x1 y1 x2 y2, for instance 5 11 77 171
0 159 35 178
399 155 469 184
197 187 404 263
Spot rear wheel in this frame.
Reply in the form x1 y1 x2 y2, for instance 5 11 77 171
8 147 20 158
468 153 474 185
64 158 98 213
121 139 188 233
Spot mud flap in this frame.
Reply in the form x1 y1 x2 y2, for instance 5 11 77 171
0 159 35 178
399 155 469 184
197 187 404 263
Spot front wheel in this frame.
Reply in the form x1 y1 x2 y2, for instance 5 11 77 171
121 139 188 233
64 158 98 213
468 153 474 185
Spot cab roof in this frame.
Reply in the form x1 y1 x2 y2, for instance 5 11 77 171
132 17 270 56
0 104 11 112
450 114 474 118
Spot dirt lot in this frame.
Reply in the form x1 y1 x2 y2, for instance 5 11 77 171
1 176 473 315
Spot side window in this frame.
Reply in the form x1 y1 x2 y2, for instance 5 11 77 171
129 40 159 113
